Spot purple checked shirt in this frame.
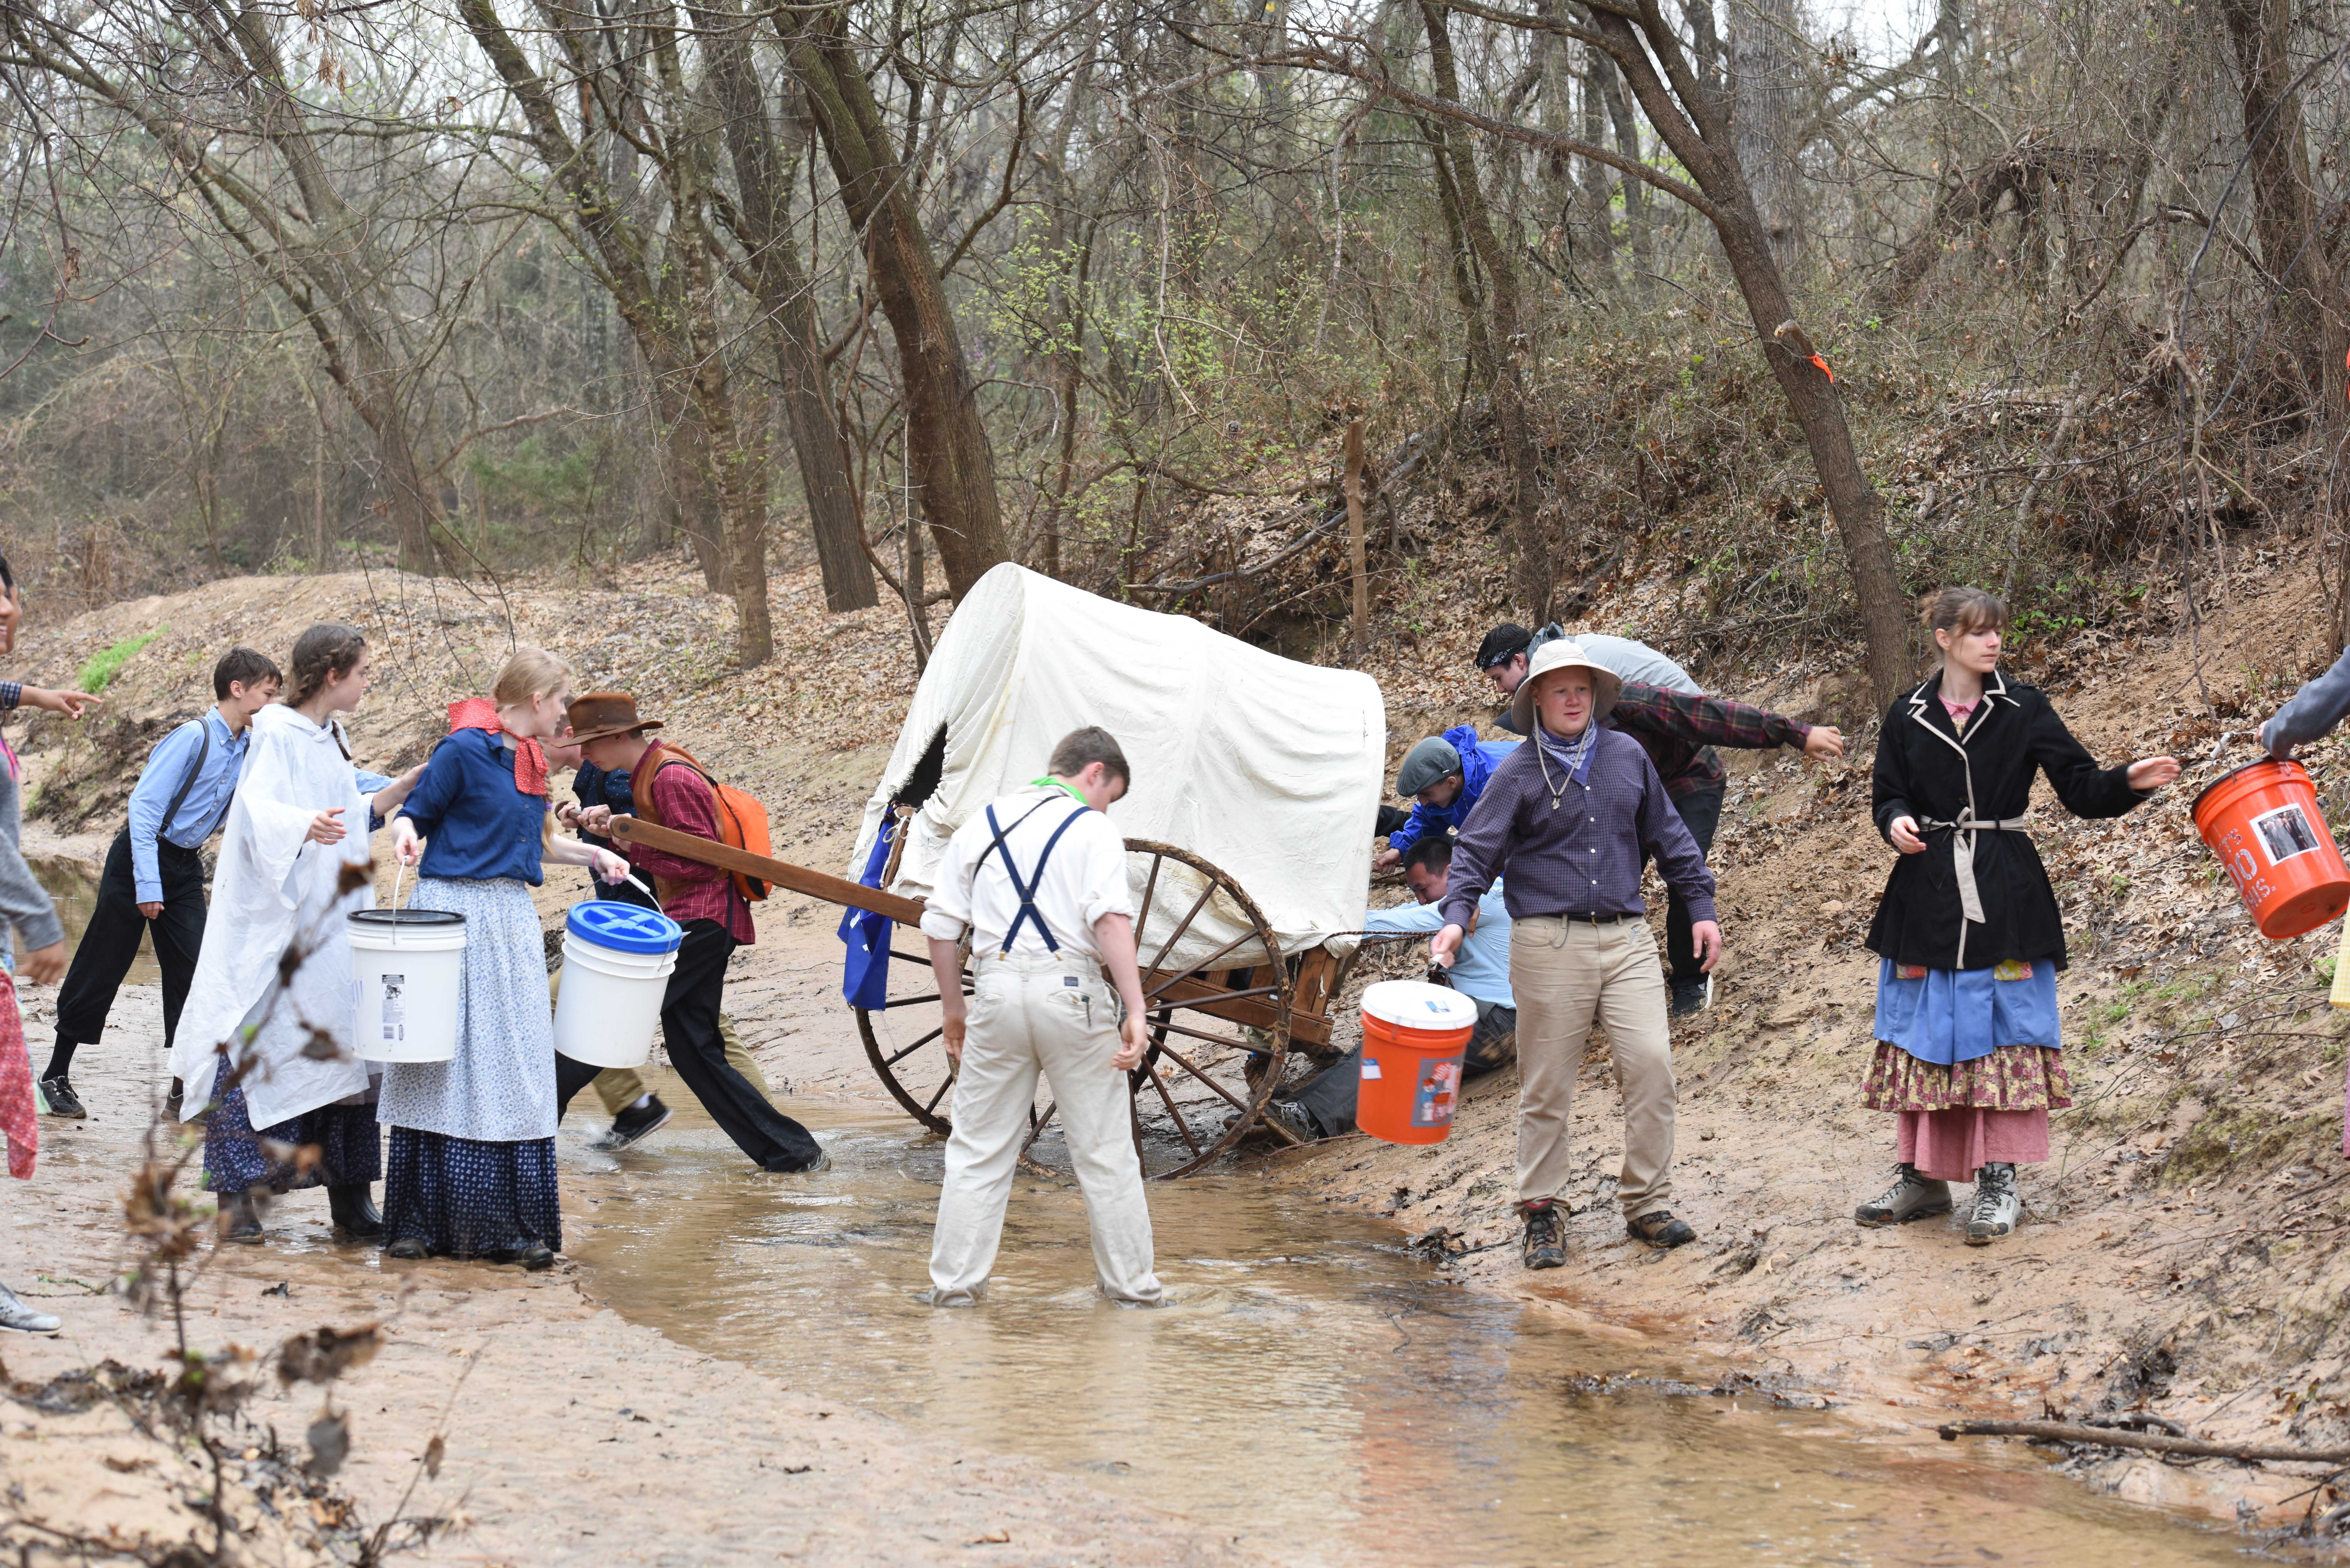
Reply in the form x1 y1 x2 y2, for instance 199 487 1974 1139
1441 724 1718 930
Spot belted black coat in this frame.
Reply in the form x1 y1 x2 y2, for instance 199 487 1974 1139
1866 671 2150 972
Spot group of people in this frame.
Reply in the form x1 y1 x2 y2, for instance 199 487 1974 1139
2 616 828 1328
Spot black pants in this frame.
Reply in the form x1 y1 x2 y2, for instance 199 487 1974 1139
555 920 822 1172
1665 783 1724 988
54 829 206 1055
1285 998 1517 1140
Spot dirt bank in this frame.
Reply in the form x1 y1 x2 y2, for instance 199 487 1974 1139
10 559 2350 1550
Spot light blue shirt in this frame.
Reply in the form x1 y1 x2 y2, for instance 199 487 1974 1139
1363 881 1513 1009
1570 633 1702 696
127 710 249 903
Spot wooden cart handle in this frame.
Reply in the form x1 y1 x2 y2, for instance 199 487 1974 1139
605 815 928 927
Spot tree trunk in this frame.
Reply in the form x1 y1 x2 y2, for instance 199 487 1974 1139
1421 0 1550 619
665 405 734 593
784 7 1011 602
697 0 879 612
2215 0 2348 420
1731 0 1807 276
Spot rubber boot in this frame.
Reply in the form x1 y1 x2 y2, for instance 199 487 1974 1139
328 1183 384 1241
223 1190 264 1245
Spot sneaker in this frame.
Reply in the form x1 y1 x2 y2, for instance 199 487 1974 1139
1854 1162 1953 1227
37 1076 85 1119
1626 1209 1697 1248
784 1149 832 1175
1521 1202 1566 1270
1667 976 1714 1019
162 1084 183 1124
1966 1163 2022 1245
588 1096 673 1153
0 1280 60 1335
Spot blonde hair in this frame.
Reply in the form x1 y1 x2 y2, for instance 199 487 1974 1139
493 645 575 851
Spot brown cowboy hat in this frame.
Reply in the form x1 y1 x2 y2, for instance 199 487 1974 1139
566 691 664 748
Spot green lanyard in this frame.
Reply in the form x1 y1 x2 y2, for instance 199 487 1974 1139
1030 776 1088 807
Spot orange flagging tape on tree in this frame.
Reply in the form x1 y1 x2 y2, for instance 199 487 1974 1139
1809 353 1835 382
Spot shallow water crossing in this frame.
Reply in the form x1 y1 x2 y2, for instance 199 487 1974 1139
566 1090 2256 1567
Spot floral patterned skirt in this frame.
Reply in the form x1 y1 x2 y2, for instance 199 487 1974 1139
1862 1041 2071 1113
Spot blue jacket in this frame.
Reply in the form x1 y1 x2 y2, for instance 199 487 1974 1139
1388 726 1518 853
397 727 550 886
2265 647 2350 757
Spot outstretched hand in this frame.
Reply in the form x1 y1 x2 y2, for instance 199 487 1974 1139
2128 755 2181 792
306 807 347 846
20 687 101 720
1802 726 1845 760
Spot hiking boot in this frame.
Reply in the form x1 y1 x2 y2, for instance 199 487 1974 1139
1521 1202 1566 1270
328 1184 384 1241
0 1280 60 1336
222 1191 264 1245
384 1237 429 1261
37 1076 85 1119
1854 1163 1953 1227
1667 976 1714 1020
1626 1210 1697 1248
1966 1163 2022 1246
588 1095 673 1152
496 1241 556 1271
1256 1101 1321 1146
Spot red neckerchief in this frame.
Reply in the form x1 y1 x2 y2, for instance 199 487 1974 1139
447 698 549 795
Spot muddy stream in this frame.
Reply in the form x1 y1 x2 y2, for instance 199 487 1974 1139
561 1080 2256 1568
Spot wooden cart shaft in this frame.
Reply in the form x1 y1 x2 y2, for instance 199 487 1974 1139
605 816 1333 1048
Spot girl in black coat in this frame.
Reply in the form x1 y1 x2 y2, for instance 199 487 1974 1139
1855 588 2179 1245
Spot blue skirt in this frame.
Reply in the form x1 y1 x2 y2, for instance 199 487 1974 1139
203 1081 381 1194
1872 958 2060 1067
380 1126 561 1256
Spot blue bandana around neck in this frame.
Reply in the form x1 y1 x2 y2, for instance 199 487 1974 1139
1538 720 1600 787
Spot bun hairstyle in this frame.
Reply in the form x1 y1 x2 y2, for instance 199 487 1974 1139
1921 586 2008 641
286 622 368 707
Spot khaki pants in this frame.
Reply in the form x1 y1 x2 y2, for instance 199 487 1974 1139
545 967 768 1115
928 952 1163 1307
1511 915 1676 1217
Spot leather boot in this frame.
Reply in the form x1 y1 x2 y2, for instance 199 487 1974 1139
223 1190 264 1245
328 1183 384 1240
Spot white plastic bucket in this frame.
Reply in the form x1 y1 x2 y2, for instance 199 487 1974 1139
347 908 466 1063
552 901 683 1069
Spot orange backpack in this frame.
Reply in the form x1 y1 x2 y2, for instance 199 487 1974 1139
633 742 773 903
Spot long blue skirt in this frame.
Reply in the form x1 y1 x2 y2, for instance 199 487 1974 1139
380 1127 561 1256
203 1081 381 1194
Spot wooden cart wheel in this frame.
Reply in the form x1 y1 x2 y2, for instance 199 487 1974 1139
854 944 970 1135
1016 839 1294 1181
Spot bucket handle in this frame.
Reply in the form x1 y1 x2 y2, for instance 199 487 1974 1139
2206 729 2237 768
390 858 406 947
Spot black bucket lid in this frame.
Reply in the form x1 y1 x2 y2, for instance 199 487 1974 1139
349 908 464 928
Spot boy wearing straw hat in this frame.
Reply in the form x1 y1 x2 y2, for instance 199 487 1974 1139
1434 639 1721 1268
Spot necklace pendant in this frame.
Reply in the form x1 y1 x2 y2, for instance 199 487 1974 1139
1551 800 1560 811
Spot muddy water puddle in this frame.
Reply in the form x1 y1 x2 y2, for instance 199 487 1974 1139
30 852 161 984
564 1084 2255 1567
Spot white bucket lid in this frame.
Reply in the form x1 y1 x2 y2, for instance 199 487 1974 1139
1361 979 1479 1030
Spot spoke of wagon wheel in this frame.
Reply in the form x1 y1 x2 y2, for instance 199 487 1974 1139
1147 881 1218 978
1149 1015 1262 1052
1142 928 1268 999
1154 1044 1252 1113
1144 1061 1203 1156
882 992 944 1008
923 1065 959 1116
882 1027 945 1067
1020 1100 1060 1157
1133 852 1164 952
1146 981 1283 1009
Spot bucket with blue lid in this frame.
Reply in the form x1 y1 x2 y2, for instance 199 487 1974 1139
553 900 686 1069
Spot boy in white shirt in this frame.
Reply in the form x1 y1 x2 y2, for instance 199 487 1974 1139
921 727 1161 1306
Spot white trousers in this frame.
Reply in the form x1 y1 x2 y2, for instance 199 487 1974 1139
927 952 1164 1306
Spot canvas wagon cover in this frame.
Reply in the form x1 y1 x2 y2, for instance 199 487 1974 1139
850 563 1385 969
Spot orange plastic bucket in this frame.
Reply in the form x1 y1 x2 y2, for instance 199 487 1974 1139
2192 759 2350 940
1357 980 1478 1145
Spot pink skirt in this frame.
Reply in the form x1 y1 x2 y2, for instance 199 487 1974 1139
1896 1108 2049 1183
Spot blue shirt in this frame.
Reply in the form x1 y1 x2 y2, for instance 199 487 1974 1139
1364 883 1513 1008
572 759 633 852
127 710 251 903
396 727 550 885
1388 725 1519 853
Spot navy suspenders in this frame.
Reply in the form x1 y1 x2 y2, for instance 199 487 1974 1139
979 797 1093 956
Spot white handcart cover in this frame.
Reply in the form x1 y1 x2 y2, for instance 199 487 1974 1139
850 563 1385 971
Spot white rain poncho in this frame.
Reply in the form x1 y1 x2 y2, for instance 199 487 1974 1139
172 704 377 1125
850 564 1385 970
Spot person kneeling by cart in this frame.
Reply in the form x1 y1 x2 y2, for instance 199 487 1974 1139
559 693 827 1175
1437 639 1722 1267
1273 836 1514 1141
921 727 1164 1307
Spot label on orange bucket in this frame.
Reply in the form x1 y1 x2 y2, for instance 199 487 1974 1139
1412 1059 1462 1128
2251 804 2323 865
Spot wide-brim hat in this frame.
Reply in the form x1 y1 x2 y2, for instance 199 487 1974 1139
566 691 663 748
1508 638 1624 734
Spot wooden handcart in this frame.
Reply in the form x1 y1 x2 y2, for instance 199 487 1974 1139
609 812 1347 1178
